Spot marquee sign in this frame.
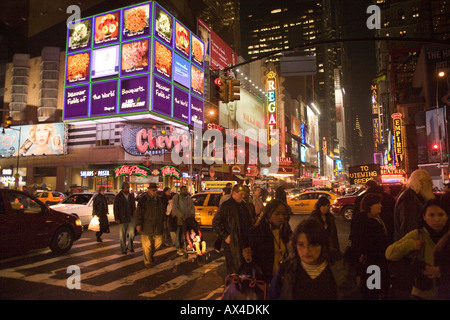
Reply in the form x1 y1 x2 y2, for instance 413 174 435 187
266 71 277 146
392 113 404 157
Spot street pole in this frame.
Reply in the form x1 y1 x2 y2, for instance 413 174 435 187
437 70 446 186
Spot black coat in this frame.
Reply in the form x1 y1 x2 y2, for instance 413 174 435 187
310 210 341 262
249 218 292 284
212 197 253 274
353 186 396 243
113 191 136 223
93 193 109 233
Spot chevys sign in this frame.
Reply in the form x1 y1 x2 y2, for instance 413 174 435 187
121 126 189 156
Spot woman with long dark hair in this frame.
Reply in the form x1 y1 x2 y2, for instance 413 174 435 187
268 218 338 300
310 196 341 263
386 199 449 300
249 199 292 285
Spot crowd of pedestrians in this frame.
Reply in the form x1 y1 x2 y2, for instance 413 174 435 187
88 168 450 300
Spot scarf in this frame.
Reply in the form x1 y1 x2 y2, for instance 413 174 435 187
301 260 328 279
424 223 449 244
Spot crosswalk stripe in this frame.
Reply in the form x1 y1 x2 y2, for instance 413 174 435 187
0 237 226 299
0 242 117 272
200 286 225 300
139 256 225 298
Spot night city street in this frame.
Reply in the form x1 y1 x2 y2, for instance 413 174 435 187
0 0 450 308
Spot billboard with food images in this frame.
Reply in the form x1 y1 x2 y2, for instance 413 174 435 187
64 1 204 128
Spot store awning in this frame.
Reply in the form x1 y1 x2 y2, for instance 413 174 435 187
235 175 245 180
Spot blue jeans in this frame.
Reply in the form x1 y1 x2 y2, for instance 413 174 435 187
119 217 135 253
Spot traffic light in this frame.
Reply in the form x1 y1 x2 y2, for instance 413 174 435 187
3 115 11 129
218 77 229 103
431 143 439 156
229 79 240 102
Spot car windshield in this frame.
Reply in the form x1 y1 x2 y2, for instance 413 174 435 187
61 194 92 205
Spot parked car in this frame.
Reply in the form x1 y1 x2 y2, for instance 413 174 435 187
0 188 83 258
50 192 117 226
191 191 222 226
34 191 67 206
287 190 339 214
331 183 404 222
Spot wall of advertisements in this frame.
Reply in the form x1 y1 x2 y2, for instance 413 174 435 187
64 1 205 128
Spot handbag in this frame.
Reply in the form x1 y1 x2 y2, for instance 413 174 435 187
411 229 433 291
221 262 267 300
88 216 100 232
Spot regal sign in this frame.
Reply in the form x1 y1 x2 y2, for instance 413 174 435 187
114 165 149 178
266 71 277 146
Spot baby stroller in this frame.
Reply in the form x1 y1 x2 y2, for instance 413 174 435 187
184 216 206 259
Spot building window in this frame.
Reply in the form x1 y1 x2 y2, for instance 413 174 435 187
96 123 115 146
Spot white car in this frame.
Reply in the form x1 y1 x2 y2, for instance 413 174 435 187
50 192 117 226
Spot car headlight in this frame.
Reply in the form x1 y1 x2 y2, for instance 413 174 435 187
75 219 82 227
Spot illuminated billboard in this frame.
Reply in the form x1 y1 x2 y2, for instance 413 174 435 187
64 1 205 128
0 123 66 157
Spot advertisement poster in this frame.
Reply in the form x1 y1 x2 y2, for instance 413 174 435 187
191 64 204 97
0 123 66 157
94 11 120 46
121 39 149 75
64 85 90 119
122 3 151 40
191 95 204 128
219 88 265 139
175 20 190 59
173 53 190 88
91 80 118 116
426 107 447 163
66 52 90 85
173 86 190 122
197 18 236 70
191 34 204 69
154 4 173 46
91 45 120 79
119 76 149 114
152 76 172 116
67 18 92 53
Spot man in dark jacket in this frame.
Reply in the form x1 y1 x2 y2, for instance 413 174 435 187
134 183 165 268
114 181 136 254
93 186 109 242
212 184 253 274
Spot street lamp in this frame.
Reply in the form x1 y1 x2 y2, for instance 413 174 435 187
436 69 446 186
2 126 22 189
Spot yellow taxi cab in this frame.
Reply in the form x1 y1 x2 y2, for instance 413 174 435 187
191 191 222 226
287 190 339 214
34 191 67 206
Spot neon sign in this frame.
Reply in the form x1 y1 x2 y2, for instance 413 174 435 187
392 113 403 157
161 165 181 179
266 71 277 145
